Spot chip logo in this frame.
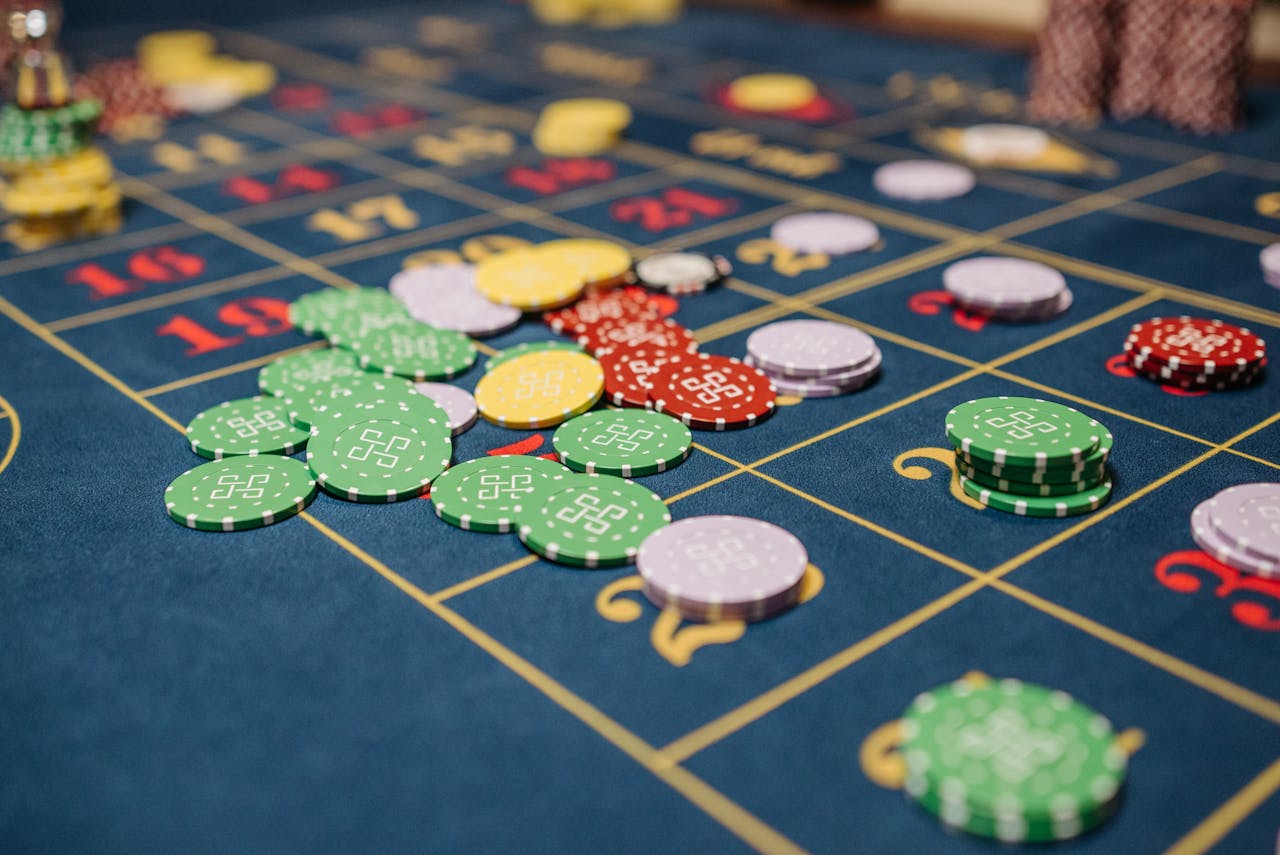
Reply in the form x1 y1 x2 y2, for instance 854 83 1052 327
985 410 1056 441
211 472 269 501
347 426 411 468
557 492 628 535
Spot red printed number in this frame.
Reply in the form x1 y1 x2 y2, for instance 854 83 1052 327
506 158 616 196
609 187 739 232
156 296 291 357
66 246 206 300
223 164 341 205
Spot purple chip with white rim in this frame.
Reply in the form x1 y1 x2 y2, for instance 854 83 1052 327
770 212 879 255
748 349 881 397
638 515 808 622
390 264 522 337
1191 499 1280 579
943 257 1067 310
872 160 975 202
413 381 479 436
1205 483 1280 563
1261 244 1280 287
746 319 878 378
965 287 1074 323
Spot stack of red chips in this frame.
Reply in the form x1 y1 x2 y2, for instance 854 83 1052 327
1124 316 1267 391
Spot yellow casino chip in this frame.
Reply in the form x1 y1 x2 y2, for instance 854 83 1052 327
532 125 616 158
17 147 113 188
535 239 632 287
727 73 817 112
2 181 94 216
540 98 633 132
475 248 585 310
475 350 604 429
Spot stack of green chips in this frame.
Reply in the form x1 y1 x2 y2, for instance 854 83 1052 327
945 395 1114 518
0 101 100 162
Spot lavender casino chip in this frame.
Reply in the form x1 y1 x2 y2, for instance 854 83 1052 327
748 349 882 397
390 264 521 337
872 160 975 201
414 382 479 436
746 319 878 378
637 515 809 622
943 257 1067 310
1191 499 1279 579
1205 483 1280 563
770 212 879 255
1261 243 1280 288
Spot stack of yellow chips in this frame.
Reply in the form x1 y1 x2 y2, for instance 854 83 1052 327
533 98 633 158
725 73 818 113
530 0 683 27
1 142 122 251
138 30 277 114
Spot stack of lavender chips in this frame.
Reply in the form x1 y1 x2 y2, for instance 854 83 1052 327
943 256 1073 322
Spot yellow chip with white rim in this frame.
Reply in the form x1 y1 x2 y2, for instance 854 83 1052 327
475 248 585 310
475 350 604 429
540 98 633 132
727 73 817 112
535 239 632 286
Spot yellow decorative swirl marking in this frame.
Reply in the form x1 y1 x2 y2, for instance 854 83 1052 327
1255 192 1280 219
0 394 19 480
1116 728 1146 757
893 446 985 510
596 575 646 623
860 719 907 789
775 395 803 407
736 237 830 277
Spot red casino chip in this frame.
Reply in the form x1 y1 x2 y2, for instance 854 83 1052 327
1124 316 1266 374
542 288 658 335
647 353 777 429
577 316 699 356
599 347 689 408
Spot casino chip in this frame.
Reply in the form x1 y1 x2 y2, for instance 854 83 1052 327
431 455 574 533
771 212 879 255
350 323 477 381
284 374 415 431
257 347 367 398
1190 484 1280 579
746 319 879 378
306 416 452 502
413 382 479 436
485 340 586 372
534 99 632 157
959 463 1102 497
475 247 585 311
943 257 1069 317
536 239 633 288
1261 243 1280 289
902 677 1126 843
632 252 730 295
960 124 1050 164
577 316 699 357
165 456 316 532
553 409 692 477
288 287 403 337
310 381 453 445
389 263 521 338
185 395 309 459
599 346 688 408
637 515 808 622
726 73 818 112
474 350 604 429
946 397 1102 470
648 353 776 430
1124 316 1266 376
517 475 671 567
872 160 975 202
960 475 1112 517
542 288 659 336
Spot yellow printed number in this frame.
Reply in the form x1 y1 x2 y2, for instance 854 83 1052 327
307 194 419 243
737 237 830 277
402 235 532 270
151 134 244 173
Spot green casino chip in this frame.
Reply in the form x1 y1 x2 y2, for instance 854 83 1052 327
946 397 1102 470
257 347 367 398
290 374 417 430
911 774 1120 843
959 463 1107 497
956 427 1112 485
306 416 452 502
552 409 692 477
351 322 476 381
165 456 317 532
431 455 575 533
309 377 448 438
322 304 412 349
901 678 1126 842
288 287 403 337
517 474 671 568
960 475 1112 517
485 340 585 373
185 395 309 459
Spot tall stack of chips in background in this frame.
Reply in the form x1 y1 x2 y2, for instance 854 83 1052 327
1025 0 1112 124
1190 483 1280 581
1158 0 1258 135
745 319 882 398
947 396 1115 518
137 30 276 115
1108 0 1174 120
942 257 1074 323
1123 316 1267 391
0 1 121 250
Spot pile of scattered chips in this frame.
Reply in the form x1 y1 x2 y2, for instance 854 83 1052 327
943 257 1073 323
529 0 682 27
771 211 879 256
872 159 975 202
1190 483 1280 580
901 676 1127 842
1123 316 1267 391
533 98 632 157
725 73 818 114
947 396 1114 518
745 319 882 398
1260 244 1280 290
138 30 276 115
